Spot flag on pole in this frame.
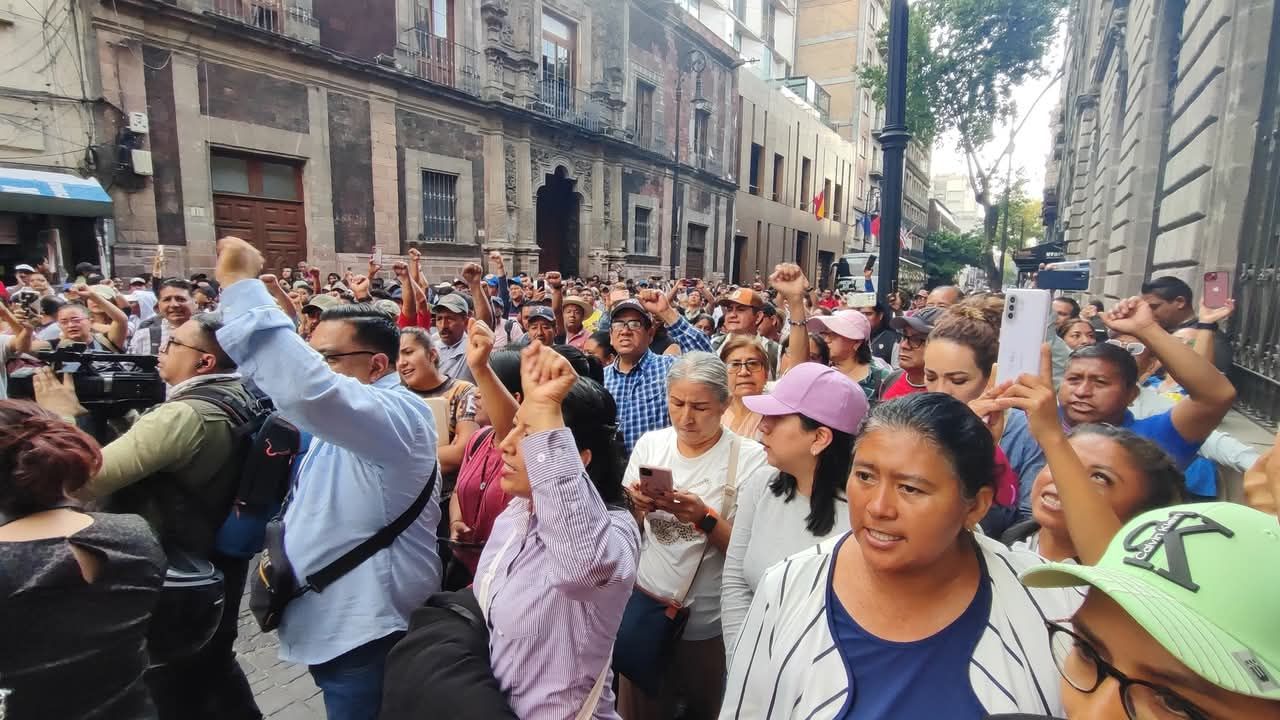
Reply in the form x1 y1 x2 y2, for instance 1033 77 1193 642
860 212 873 238
900 227 910 251
812 191 826 220
869 215 880 242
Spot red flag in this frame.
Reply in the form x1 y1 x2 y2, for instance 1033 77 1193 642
813 191 826 220
869 215 880 240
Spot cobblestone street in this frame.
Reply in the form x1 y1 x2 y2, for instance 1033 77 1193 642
235 598 324 720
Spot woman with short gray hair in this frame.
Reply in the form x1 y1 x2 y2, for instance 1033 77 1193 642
614 351 777 719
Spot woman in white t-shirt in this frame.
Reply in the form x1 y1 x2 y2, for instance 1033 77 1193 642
620 351 776 720
720 362 869 655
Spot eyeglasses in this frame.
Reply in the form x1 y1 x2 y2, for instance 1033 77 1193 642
161 336 214 355
319 350 377 366
727 359 765 374
901 333 927 349
611 319 647 332
1046 621 1208 720
1106 339 1148 356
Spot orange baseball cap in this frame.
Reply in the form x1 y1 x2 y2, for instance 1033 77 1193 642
718 288 765 309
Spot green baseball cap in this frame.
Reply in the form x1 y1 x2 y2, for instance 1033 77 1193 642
1021 502 1280 700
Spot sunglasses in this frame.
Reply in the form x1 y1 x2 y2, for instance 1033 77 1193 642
1105 339 1147 356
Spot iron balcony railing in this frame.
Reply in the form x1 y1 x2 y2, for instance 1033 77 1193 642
527 79 606 133
204 0 320 43
694 151 728 178
400 30 482 96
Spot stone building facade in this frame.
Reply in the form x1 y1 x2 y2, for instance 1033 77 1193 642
1045 0 1280 423
732 68 858 287
88 0 737 281
1043 0 1276 300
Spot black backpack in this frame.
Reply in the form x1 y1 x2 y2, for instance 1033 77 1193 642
182 386 302 558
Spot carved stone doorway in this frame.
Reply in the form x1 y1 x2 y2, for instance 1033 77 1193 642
536 166 581 274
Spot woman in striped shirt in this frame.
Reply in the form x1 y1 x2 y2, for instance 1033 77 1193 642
475 341 640 720
722 393 1083 719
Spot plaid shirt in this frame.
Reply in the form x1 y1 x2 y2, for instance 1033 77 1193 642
604 315 712 453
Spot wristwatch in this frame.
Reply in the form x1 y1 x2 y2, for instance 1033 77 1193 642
1194 321 1219 331
697 510 718 534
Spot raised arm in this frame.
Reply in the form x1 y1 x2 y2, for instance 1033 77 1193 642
462 261 492 329
464 318 518 439
73 285 128 350
639 288 712 353
260 273 298 323
395 263 417 325
546 270 566 336
0 301 32 355
214 237 434 466
996 372 1121 565
518 343 638 600
1105 297 1236 444
770 263 811 375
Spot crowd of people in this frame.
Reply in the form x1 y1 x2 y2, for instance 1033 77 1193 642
1 239 1279 720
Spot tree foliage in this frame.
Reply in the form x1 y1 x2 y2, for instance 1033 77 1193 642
860 0 1066 285
923 229 985 287
860 0 1065 154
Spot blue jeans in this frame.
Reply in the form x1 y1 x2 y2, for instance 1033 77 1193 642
308 632 404 720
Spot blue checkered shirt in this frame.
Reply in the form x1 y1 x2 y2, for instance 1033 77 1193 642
604 315 713 453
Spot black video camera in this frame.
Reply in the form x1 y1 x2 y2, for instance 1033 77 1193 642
9 345 166 410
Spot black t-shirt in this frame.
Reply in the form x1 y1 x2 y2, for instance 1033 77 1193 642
0 513 165 719
869 328 900 365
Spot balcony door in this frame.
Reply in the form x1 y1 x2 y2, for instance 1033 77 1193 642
415 0 454 86
541 11 576 113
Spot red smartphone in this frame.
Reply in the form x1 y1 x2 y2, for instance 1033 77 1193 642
1203 271 1231 309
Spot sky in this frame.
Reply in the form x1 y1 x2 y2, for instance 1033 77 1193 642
929 31 1066 195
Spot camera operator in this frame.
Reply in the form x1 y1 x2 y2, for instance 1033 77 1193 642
0 299 34 399
54 284 129 352
33 312 263 720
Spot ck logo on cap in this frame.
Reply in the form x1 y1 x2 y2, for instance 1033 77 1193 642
1122 511 1234 592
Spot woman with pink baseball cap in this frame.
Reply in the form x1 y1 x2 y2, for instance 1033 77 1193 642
770 263 893 402
804 309 894 401
720 361 869 654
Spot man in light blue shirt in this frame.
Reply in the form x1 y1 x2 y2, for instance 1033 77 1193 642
213 237 441 720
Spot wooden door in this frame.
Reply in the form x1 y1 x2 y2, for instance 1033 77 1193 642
214 195 305 272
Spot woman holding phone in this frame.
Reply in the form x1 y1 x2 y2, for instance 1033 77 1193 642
618 352 774 719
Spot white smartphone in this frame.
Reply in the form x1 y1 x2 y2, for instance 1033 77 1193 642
372 247 384 267
638 465 674 497
996 289 1051 386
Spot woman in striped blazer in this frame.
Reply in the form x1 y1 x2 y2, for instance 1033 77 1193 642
721 393 1083 720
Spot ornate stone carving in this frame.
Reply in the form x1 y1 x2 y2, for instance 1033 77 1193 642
532 147 552 171
573 160 594 200
504 142 518 209
603 169 612 222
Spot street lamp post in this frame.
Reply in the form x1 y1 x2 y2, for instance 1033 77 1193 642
876 0 911 296
670 50 706 280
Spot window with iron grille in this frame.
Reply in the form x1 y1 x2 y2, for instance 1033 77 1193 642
633 206 652 255
421 170 458 242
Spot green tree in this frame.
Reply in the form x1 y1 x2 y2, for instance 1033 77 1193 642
992 182 1045 256
923 229 985 286
861 0 1066 286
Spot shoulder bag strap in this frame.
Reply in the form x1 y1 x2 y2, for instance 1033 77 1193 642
674 434 741 606
304 465 440 592
575 645 614 720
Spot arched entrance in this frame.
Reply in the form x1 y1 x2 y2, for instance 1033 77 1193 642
536 166 580 274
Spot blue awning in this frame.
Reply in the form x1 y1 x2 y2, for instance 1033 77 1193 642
0 167 113 217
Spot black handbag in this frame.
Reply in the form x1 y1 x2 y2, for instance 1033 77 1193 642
611 436 741 696
249 467 439 632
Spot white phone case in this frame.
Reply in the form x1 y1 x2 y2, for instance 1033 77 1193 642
996 289 1052 386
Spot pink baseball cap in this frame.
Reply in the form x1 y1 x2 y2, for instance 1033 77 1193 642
807 309 871 341
743 362 869 435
